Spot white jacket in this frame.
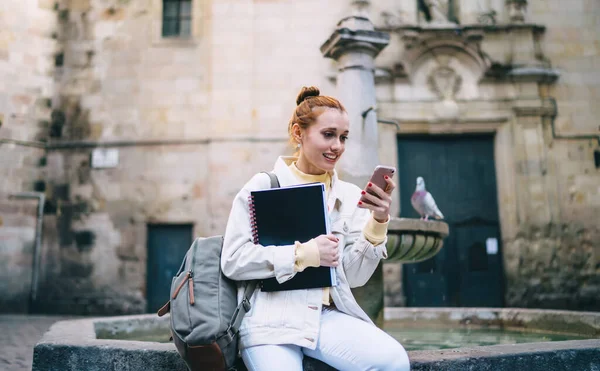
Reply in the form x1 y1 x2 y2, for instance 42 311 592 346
221 156 388 350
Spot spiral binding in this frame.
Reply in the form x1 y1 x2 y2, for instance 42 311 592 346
248 195 259 244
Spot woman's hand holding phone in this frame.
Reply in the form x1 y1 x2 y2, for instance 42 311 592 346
358 166 396 223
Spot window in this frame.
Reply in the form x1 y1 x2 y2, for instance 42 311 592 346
162 0 192 38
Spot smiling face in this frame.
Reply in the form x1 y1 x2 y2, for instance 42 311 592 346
294 108 349 175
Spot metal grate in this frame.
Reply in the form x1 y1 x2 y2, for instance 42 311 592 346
162 0 192 37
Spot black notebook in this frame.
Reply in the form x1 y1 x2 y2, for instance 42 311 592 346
249 182 337 292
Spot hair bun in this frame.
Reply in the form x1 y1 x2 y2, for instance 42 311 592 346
296 86 320 106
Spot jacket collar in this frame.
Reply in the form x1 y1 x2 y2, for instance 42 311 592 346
272 156 343 209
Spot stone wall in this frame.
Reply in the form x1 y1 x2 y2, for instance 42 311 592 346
504 224 599 311
501 0 600 310
0 197 38 313
0 0 57 312
0 0 56 192
35 142 290 314
538 0 600 227
34 0 346 314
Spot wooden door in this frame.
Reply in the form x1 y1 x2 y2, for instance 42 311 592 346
397 135 504 307
146 224 193 313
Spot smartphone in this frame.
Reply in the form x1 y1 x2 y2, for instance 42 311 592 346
360 165 396 203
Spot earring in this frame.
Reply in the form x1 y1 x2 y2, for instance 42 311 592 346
297 142 301 148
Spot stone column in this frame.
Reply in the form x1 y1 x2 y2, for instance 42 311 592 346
512 100 558 226
320 0 390 325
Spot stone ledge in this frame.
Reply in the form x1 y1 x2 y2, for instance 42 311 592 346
409 340 600 371
388 217 449 236
385 307 600 336
320 27 390 60
33 339 600 371
378 23 547 34
32 313 600 371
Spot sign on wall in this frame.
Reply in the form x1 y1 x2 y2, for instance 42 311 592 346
91 148 119 169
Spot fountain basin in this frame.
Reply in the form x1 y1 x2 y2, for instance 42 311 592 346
386 217 449 262
33 307 600 371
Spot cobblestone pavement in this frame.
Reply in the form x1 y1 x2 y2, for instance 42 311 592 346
0 315 75 371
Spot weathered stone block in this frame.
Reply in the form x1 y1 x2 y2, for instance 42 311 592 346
116 226 140 262
505 223 600 311
69 0 91 11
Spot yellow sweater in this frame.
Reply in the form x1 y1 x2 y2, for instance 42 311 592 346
288 162 389 305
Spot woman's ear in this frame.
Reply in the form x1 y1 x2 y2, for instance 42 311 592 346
291 123 302 144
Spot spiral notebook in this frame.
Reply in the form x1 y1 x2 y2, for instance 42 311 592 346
249 182 337 292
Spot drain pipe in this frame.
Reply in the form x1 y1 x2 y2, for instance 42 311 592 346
377 118 401 131
10 192 45 309
0 138 46 148
362 106 402 131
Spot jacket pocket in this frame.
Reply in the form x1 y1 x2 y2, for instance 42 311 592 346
331 216 351 237
247 288 272 319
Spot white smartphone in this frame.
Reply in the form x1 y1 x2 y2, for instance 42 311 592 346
360 165 396 203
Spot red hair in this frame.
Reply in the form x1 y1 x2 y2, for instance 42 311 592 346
288 86 346 147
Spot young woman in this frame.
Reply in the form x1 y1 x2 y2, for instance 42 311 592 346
221 86 410 371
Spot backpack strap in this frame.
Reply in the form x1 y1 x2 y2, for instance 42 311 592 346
217 172 280 350
263 171 280 188
217 280 259 349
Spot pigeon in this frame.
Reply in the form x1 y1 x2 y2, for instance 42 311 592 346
411 177 444 220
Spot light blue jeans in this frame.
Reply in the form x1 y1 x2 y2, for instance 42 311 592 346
241 307 410 371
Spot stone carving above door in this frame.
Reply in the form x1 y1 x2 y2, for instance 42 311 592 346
399 35 489 102
427 60 462 101
389 33 492 122
426 60 463 121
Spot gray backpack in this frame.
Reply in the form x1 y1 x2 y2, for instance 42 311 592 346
157 172 279 371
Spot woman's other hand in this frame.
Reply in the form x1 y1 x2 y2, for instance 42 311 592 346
358 175 396 223
314 234 339 267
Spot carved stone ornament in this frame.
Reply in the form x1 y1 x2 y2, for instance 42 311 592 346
380 10 404 28
427 60 462 121
507 0 527 23
477 9 497 25
420 0 456 25
427 64 462 100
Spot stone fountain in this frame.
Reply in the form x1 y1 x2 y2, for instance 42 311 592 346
33 308 600 371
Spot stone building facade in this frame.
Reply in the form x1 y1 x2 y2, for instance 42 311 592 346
0 0 598 314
